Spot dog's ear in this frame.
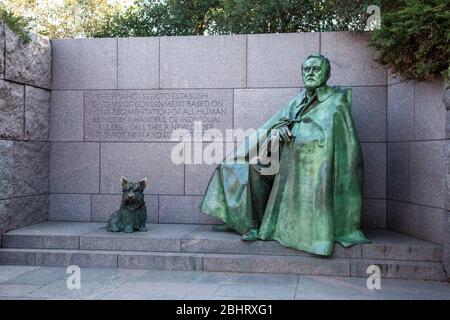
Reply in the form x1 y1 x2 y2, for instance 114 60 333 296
139 178 148 190
120 177 128 187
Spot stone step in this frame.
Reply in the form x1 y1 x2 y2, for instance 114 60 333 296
1 222 443 262
0 248 446 281
203 254 447 281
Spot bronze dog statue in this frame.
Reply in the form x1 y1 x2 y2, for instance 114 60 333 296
105 177 148 233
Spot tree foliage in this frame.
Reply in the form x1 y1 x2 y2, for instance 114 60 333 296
42 0 124 38
2 0 126 39
0 1 33 42
211 0 379 34
94 0 221 37
370 0 450 80
93 0 399 37
2 0 404 39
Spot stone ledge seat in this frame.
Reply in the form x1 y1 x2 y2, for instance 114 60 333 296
0 222 446 281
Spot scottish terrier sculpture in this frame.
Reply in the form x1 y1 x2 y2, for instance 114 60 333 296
105 177 148 233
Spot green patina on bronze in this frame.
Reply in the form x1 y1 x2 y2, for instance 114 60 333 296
200 54 370 256
105 177 148 233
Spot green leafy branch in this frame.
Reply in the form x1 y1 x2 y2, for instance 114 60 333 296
0 2 32 43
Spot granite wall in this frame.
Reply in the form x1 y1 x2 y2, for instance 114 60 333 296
49 32 388 228
387 76 447 246
0 21 52 235
386 73 449 275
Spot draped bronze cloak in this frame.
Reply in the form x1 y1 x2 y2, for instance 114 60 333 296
199 85 369 256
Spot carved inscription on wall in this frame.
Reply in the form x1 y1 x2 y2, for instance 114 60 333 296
85 89 233 141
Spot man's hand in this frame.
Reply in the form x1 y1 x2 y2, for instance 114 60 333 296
274 125 294 142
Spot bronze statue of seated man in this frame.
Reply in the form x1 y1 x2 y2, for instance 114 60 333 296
199 54 369 256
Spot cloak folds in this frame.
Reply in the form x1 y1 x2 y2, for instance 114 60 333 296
199 85 369 256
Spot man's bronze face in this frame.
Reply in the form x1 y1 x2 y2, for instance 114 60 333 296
302 58 328 90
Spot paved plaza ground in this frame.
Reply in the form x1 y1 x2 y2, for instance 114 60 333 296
0 266 449 300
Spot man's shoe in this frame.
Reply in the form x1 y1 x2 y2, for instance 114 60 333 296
241 227 259 241
212 223 232 232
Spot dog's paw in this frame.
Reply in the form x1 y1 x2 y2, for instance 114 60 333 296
123 226 134 233
106 225 120 232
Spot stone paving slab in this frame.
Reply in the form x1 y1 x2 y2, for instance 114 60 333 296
194 271 299 286
0 266 38 282
102 292 183 300
102 282 220 300
0 283 41 298
1 266 449 300
26 278 125 300
215 283 297 300
295 275 450 300
115 269 204 284
3 221 103 235
2 267 66 286
2 222 104 249
295 276 379 300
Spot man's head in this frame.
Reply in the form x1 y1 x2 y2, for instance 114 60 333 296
302 54 331 90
